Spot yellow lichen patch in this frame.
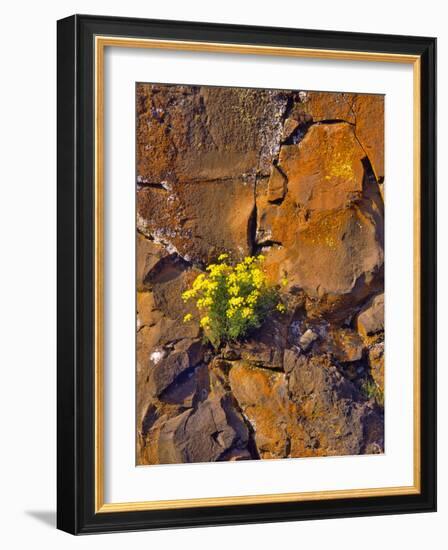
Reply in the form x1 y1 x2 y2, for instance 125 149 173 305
326 149 356 181
279 123 364 214
298 210 347 249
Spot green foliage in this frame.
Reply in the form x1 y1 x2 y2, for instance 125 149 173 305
182 254 286 349
361 379 384 407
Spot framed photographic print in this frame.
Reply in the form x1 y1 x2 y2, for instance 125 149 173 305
57 14 436 534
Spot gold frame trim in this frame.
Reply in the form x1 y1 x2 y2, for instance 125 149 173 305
94 36 422 513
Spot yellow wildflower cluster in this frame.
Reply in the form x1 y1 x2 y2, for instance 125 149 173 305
181 253 286 348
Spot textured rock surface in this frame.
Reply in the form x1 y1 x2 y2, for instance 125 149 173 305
228 362 303 459
267 165 287 203
157 394 250 464
287 353 383 456
352 94 385 181
137 177 257 265
316 328 364 362
238 315 290 370
137 84 287 184
136 84 385 465
256 122 384 318
279 123 365 213
356 293 385 340
368 342 385 393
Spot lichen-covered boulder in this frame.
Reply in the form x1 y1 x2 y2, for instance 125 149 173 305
287 353 384 456
279 123 366 213
228 362 303 459
256 123 384 319
137 178 256 265
137 84 287 184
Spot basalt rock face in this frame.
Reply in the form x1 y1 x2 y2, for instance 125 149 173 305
136 84 385 465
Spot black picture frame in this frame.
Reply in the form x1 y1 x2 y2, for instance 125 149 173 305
57 14 436 534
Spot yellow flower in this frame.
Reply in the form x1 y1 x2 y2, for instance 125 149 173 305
206 263 228 278
228 284 240 296
247 290 260 305
281 276 288 287
251 268 265 289
200 316 210 328
242 307 253 319
180 254 280 347
276 303 286 313
181 289 196 301
192 274 206 291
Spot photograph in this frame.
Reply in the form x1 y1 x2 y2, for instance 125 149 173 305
136 83 385 465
